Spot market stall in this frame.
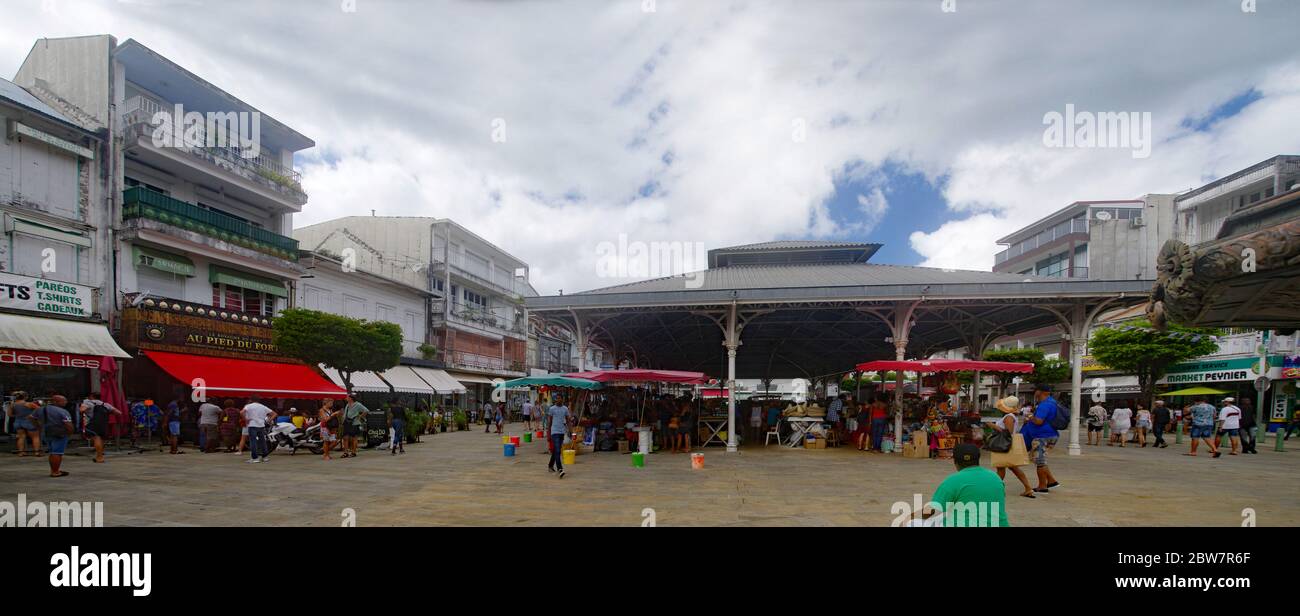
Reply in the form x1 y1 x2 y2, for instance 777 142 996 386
855 359 1034 457
563 369 712 452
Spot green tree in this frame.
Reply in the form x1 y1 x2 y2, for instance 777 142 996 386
982 348 1068 391
1088 319 1220 408
272 308 403 393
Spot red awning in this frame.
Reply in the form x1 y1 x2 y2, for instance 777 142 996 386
143 350 347 399
564 369 710 384
699 387 730 398
855 359 1034 374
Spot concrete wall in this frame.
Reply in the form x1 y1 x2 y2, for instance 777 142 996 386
293 217 432 291
1087 216 1154 280
14 36 115 130
295 261 428 357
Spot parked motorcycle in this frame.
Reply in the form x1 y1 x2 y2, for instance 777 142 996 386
264 421 324 455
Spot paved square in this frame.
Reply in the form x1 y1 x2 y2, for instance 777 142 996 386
3 426 1297 526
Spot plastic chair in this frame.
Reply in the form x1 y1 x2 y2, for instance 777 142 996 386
764 422 782 446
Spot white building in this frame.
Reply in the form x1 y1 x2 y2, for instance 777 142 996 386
295 251 433 360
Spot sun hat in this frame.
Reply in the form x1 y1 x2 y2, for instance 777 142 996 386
995 396 1020 414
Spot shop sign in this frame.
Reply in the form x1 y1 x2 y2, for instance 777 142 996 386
1272 395 1292 423
1283 355 1300 379
0 348 102 370
0 272 94 318
1081 355 1109 372
121 306 286 361
1158 356 1282 385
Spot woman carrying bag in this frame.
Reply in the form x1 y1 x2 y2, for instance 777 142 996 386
988 396 1035 499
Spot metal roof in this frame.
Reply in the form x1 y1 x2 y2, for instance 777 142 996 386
574 262 1048 296
0 77 86 132
713 240 878 252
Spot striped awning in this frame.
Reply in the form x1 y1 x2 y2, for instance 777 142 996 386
408 366 467 394
318 366 389 393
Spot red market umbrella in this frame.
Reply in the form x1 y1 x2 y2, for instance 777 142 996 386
98 356 129 437
855 359 1034 374
564 369 710 384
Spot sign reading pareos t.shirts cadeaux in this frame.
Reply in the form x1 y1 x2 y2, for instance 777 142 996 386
0 272 92 317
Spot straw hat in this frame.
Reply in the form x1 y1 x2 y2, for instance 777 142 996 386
995 396 1021 414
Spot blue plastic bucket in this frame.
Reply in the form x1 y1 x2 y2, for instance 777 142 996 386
504 443 516 457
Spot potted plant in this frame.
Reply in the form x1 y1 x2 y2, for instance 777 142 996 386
452 408 468 431
418 343 439 361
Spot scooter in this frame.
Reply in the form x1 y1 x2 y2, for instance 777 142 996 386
265 422 324 455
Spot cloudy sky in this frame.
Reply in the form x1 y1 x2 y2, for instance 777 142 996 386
4 0 1299 294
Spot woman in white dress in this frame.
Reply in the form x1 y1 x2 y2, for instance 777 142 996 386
990 396 1035 499
1110 403 1133 447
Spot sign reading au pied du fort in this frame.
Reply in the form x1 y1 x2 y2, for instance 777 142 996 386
0 272 94 318
120 298 288 361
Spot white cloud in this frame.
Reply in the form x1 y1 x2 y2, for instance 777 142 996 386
3 1 1297 290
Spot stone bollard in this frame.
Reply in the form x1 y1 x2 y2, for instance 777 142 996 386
1276 428 1286 452
1175 422 1184 445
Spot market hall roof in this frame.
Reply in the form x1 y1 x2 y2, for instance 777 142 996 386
707 240 881 267
526 242 1151 378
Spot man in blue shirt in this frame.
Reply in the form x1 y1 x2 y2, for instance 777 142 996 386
545 395 571 479
1021 384 1061 494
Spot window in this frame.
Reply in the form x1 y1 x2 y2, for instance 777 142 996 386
376 303 395 323
464 290 488 309
211 283 275 316
1034 253 1069 278
124 177 169 195
10 234 79 283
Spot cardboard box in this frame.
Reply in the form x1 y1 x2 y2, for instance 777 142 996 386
902 442 930 459
804 438 827 449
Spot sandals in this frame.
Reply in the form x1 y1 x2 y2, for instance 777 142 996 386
1020 492 1036 499
50 471 69 477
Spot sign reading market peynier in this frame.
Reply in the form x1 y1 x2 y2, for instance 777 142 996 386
0 272 93 318
1158 357 1281 385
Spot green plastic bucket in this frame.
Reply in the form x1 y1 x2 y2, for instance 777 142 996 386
631 452 645 468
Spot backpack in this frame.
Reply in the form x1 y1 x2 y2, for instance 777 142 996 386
1049 403 1071 431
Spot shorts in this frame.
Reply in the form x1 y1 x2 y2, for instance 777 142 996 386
167 420 181 436
15 419 37 432
320 426 337 442
343 423 361 437
241 426 249 436
1136 420 1151 429
46 436 69 455
1221 428 1240 437
1190 424 1214 439
1087 424 1103 432
86 421 109 439
1031 438 1056 467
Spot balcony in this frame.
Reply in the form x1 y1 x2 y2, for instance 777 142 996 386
432 254 522 299
120 95 307 205
445 350 526 376
123 186 299 260
431 301 526 338
994 218 1089 265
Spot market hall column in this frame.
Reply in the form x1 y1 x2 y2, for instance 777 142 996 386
890 300 920 453
569 308 589 371
724 302 740 453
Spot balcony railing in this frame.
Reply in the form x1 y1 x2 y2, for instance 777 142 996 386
995 218 1089 264
121 95 306 202
123 186 299 260
433 255 521 298
445 350 525 375
432 302 525 337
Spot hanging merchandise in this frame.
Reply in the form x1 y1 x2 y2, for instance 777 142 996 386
940 372 960 395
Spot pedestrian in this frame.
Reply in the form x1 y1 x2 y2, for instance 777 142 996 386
318 398 340 460
33 394 74 477
521 398 534 431
1151 400 1171 448
342 393 368 458
868 395 889 452
827 393 844 438
676 400 693 454
1109 402 1132 447
990 396 1035 499
164 395 185 454
1134 402 1152 448
1184 396 1220 458
1239 398 1257 454
482 400 495 433
494 402 504 434
1284 408 1300 441
545 394 571 478
1021 384 1061 494
242 396 276 463
389 398 407 455
1217 397 1242 456
8 392 41 457
219 399 241 452
197 398 222 453
79 392 121 463
926 443 1009 527
1086 401 1107 446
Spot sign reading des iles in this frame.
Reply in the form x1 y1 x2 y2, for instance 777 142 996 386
0 272 93 318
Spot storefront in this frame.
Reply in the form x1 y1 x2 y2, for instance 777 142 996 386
0 273 131 431
117 298 343 410
1157 356 1293 431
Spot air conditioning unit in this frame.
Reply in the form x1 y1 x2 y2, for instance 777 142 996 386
1130 216 1146 228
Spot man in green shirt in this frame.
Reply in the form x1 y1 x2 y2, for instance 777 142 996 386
342 393 369 458
929 443 1009 527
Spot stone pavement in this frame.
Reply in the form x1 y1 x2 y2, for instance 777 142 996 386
2 426 1297 526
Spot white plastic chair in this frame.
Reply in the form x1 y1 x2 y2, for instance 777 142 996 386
764 421 782 446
